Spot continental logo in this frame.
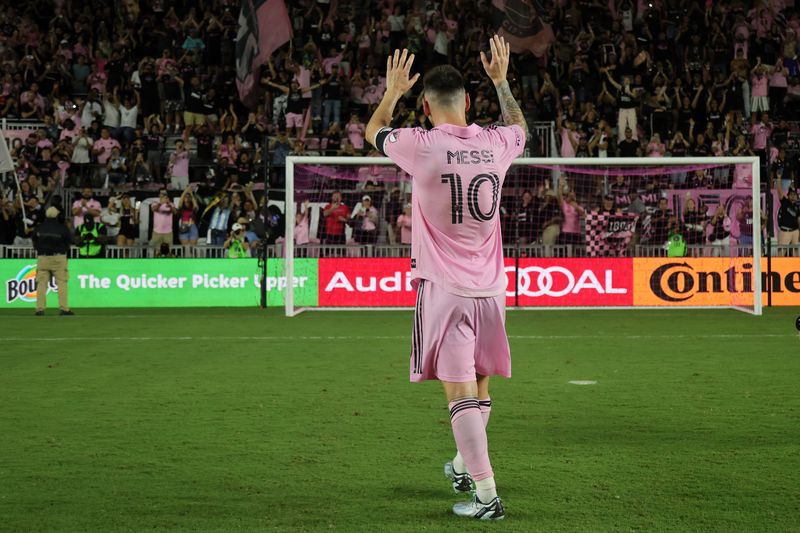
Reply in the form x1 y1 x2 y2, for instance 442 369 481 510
634 258 800 306
649 262 758 302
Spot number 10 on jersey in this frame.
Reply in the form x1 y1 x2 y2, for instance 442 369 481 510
441 173 500 224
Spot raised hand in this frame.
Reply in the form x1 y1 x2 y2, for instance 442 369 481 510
480 35 510 86
385 49 420 97
482 34 528 137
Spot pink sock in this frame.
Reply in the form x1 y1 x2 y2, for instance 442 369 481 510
449 398 493 481
479 398 492 428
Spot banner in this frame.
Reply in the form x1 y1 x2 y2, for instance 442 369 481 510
633 258 800 307
319 258 415 307
3 257 794 309
318 257 634 307
491 0 555 57
507 258 633 306
236 0 293 107
585 212 638 257
1 259 318 308
663 188 779 240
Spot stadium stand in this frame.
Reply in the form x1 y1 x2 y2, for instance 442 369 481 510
0 0 799 258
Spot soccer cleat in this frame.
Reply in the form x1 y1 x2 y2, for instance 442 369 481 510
59 310 74 316
34 311 44 316
452 494 505 520
444 461 474 493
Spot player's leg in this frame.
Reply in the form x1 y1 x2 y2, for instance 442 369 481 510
450 374 491 476
477 374 492 426
444 379 504 520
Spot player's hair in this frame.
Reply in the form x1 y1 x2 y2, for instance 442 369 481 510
423 65 465 107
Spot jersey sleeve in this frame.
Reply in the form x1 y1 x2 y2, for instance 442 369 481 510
491 124 526 171
377 127 421 175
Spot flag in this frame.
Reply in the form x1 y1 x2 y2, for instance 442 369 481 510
0 131 14 173
236 0 293 108
491 0 555 58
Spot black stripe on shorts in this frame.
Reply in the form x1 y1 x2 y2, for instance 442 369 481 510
412 281 426 373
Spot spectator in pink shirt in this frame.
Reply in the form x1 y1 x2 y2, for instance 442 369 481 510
156 49 177 77
71 187 102 228
295 200 311 246
92 128 121 165
19 83 46 119
346 113 366 151
353 195 379 244
167 139 190 190
322 47 344 75
558 179 586 245
557 114 579 158
150 189 176 256
750 112 772 154
646 134 666 157
397 203 412 245
217 135 241 165
750 59 770 114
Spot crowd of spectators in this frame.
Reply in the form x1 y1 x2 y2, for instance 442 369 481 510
1 0 800 256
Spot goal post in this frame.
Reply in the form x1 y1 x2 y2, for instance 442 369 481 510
284 155 764 316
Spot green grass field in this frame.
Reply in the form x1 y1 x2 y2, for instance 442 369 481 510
1 307 799 532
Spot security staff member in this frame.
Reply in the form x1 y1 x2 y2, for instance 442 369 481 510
32 206 74 316
76 214 106 258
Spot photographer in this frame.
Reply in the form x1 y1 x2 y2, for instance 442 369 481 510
76 213 107 258
224 222 250 258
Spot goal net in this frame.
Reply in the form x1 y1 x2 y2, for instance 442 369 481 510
280 156 763 316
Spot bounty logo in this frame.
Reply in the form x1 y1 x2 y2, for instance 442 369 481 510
6 264 56 303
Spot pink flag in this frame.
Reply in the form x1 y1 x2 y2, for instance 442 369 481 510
491 0 555 58
236 0 293 107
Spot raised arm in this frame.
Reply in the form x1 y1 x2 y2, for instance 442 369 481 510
366 49 420 148
263 79 290 93
481 35 529 138
604 69 622 91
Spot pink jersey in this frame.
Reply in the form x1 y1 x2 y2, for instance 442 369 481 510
751 74 769 97
381 123 525 297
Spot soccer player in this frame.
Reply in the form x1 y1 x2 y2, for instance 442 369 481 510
366 35 528 520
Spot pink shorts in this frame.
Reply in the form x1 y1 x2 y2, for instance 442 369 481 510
410 280 511 383
285 112 304 128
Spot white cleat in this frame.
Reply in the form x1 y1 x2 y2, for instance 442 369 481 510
444 461 474 493
452 494 506 520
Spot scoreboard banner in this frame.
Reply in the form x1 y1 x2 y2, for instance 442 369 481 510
1 257 797 308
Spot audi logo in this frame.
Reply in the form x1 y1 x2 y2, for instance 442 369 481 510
505 266 627 298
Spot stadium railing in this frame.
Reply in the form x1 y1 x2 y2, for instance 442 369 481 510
4 243 795 260
0 244 284 259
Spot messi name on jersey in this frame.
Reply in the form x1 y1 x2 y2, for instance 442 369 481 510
446 150 495 165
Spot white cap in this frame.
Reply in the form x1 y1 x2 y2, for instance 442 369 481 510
362 195 371 202
232 223 243 231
